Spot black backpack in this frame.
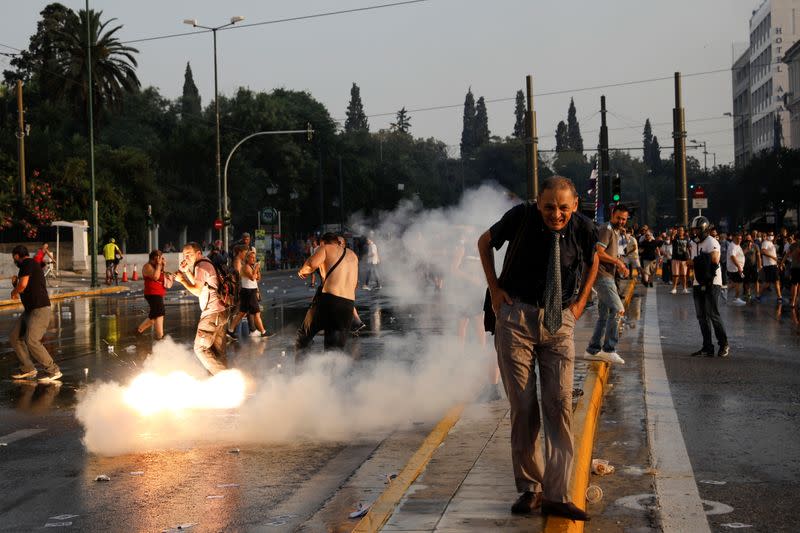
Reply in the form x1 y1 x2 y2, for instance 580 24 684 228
195 258 237 308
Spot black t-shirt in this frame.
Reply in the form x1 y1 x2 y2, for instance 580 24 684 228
640 239 660 261
17 257 50 311
489 202 598 307
672 238 689 260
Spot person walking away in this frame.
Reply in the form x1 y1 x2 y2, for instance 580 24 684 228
228 250 273 338
757 230 783 303
8 246 62 382
726 234 746 306
137 250 173 339
584 204 628 365
688 216 729 358
362 237 382 290
622 229 639 280
103 238 123 284
671 226 690 294
295 233 359 352
477 176 599 521
174 242 230 375
450 228 503 401
638 231 660 288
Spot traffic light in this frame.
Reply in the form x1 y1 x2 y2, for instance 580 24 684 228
611 173 621 203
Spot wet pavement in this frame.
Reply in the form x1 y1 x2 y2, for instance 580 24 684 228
0 272 439 532
655 285 800 532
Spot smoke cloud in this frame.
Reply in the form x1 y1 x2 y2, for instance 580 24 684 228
76 185 519 456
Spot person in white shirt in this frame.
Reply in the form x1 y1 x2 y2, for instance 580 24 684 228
757 230 783 303
688 216 729 358
726 233 746 305
362 237 382 290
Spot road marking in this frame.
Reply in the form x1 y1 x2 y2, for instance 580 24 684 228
643 287 711 533
351 403 464 533
615 493 733 516
0 428 46 445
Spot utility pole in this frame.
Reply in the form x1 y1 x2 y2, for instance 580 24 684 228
598 95 610 223
525 75 539 200
16 80 26 200
673 72 689 226
87 0 98 288
319 148 324 231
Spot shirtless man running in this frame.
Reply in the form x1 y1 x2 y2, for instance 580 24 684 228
295 232 359 351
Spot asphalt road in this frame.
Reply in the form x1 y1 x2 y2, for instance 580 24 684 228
0 272 435 532
656 285 800 532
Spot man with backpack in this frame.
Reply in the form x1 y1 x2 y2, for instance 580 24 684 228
688 216 729 358
175 241 232 374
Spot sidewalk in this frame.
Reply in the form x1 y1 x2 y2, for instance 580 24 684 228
360 281 642 533
0 270 130 308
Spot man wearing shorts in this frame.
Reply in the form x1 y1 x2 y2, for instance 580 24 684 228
137 250 173 339
103 238 123 283
295 233 359 352
671 226 690 294
758 230 783 303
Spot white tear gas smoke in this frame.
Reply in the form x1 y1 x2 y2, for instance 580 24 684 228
75 186 519 456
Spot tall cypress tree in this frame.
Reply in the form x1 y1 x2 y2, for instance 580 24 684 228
566 98 583 153
555 121 568 152
642 119 654 167
475 96 490 146
460 88 476 158
650 136 661 171
513 90 526 138
344 82 369 133
181 62 201 117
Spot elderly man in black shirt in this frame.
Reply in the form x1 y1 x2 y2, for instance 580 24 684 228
9 245 62 382
478 176 599 521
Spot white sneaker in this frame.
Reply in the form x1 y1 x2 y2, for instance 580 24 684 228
12 369 37 380
38 371 63 383
361 285 371 291
670 288 677 294
731 298 746 306
585 351 625 364
682 288 690 294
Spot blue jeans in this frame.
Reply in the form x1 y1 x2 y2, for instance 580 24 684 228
587 276 624 354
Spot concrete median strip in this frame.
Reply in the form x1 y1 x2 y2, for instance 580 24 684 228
545 279 636 533
0 285 128 308
350 403 465 533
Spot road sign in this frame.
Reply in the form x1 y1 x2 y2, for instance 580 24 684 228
261 207 277 225
692 186 707 209
693 186 706 199
213 218 223 230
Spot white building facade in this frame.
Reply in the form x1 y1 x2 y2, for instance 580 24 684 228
732 0 800 165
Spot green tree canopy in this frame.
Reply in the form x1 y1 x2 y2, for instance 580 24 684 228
181 62 201 118
555 121 568 152
391 107 411 134
475 96 489 147
566 98 583 154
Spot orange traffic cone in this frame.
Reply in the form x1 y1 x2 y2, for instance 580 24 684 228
132 264 139 281
121 265 129 282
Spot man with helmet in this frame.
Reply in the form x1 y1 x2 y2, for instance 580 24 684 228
687 216 729 357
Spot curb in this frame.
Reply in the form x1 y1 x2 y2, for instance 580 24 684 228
0 285 129 309
350 403 465 533
544 279 637 533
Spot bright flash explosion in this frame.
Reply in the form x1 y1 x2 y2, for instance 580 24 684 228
122 369 246 416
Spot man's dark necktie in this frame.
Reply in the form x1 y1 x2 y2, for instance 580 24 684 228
543 232 562 334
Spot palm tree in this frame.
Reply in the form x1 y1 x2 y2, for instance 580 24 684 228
55 8 140 123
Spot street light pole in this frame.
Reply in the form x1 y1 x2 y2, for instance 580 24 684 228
184 15 245 247
87 0 98 287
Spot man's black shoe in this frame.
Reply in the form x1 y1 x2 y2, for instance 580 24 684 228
690 348 713 357
510 491 542 515
225 330 238 341
718 345 730 357
541 500 589 521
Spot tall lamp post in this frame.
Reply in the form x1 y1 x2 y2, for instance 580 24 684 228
86 0 98 287
690 139 708 173
183 15 245 243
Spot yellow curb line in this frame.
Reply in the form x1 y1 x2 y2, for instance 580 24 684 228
545 278 636 533
0 285 129 309
351 403 466 533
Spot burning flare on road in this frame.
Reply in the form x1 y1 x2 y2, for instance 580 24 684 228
122 369 246 416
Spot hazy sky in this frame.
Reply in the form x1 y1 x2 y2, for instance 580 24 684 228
1 0 761 165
